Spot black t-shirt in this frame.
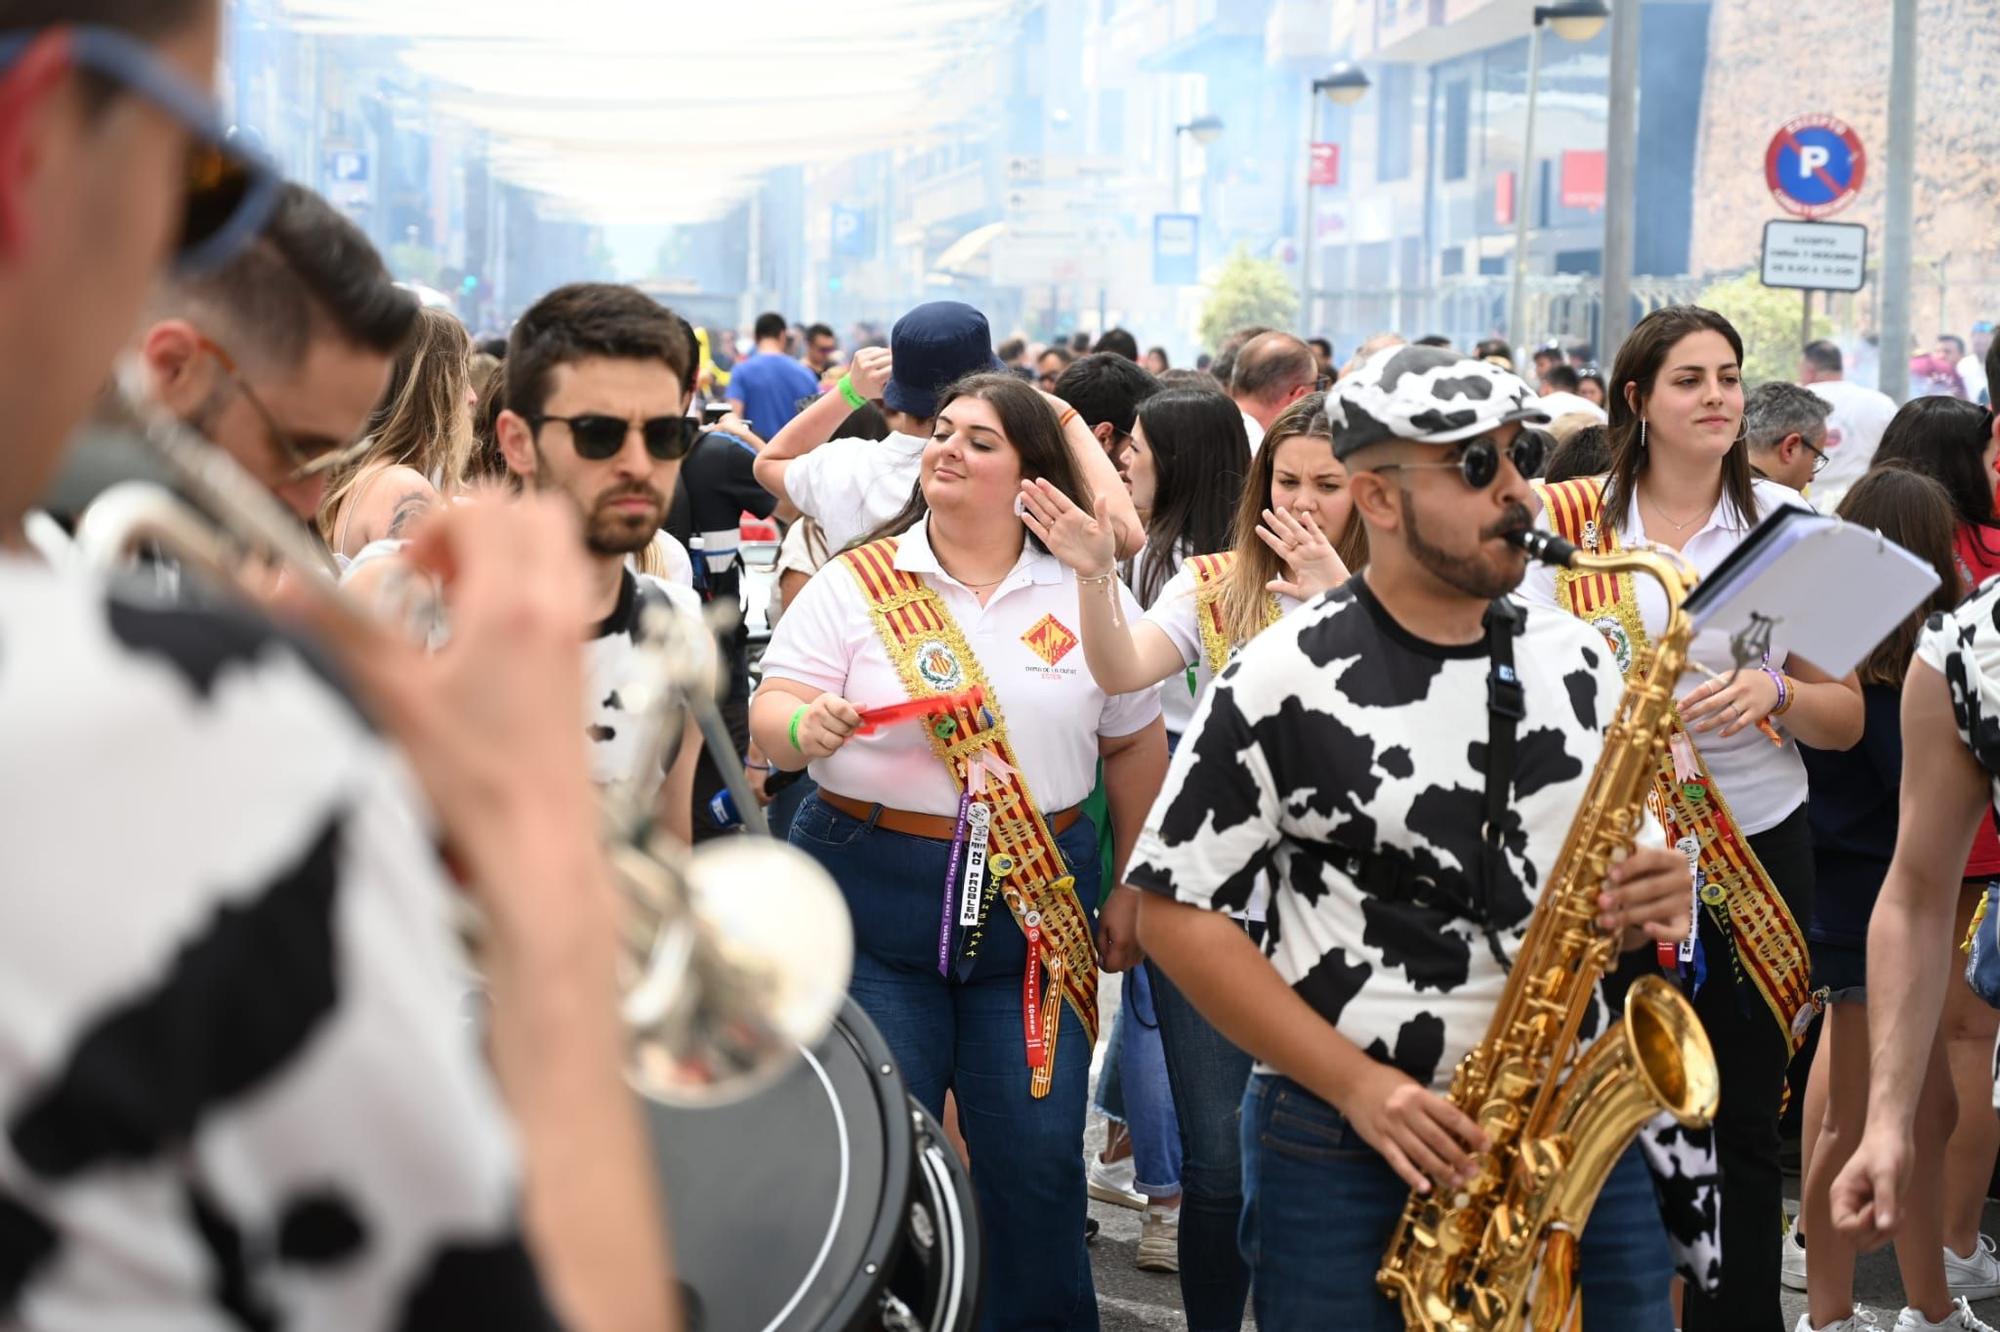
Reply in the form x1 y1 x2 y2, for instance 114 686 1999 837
1800 683 1902 947
665 429 778 618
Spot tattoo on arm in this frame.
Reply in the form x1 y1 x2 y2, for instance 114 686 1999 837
386 488 436 540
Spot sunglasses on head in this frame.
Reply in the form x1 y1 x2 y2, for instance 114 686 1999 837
1374 431 1546 488
529 413 699 463
0 26 281 273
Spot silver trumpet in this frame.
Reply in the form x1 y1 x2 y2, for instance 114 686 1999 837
71 367 854 1106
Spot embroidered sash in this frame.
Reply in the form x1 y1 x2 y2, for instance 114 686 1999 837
1186 552 1284 678
839 537 1098 1098
1534 477 1815 1054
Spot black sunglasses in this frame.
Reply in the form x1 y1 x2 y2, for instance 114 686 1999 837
1374 432 1545 489
529 413 698 462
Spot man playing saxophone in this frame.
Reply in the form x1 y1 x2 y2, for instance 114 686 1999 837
1131 346 1693 1331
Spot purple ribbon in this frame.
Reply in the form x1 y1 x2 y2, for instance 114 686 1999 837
939 789 973 975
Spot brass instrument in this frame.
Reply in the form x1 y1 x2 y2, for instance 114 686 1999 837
1377 529 1720 1332
71 370 853 1106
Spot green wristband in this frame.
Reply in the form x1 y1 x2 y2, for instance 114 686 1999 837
837 374 867 410
788 703 809 752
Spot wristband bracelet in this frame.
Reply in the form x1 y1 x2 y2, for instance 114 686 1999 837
744 761 773 772
1765 667 1794 717
1057 406 1080 429
837 374 867 410
788 704 809 752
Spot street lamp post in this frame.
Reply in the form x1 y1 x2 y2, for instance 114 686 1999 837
1170 113 1224 214
1506 2 1609 358
1303 64 1369 337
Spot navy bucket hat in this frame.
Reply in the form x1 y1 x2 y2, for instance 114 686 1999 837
883 301 1004 420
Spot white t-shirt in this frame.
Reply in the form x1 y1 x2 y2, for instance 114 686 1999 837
1239 408 1266 454
1537 390 1609 424
1960 352 1990 408
1518 475 1810 835
1128 577 1653 1090
0 557 548 1328
1807 378 1900 511
639 530 695 588
1141 559 1302 737
783 430 928 552
758 518 1162 815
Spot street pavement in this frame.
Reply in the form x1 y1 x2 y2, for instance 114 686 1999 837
1084 973 2000 1330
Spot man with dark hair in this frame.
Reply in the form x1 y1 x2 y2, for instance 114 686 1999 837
1054 351 1162 463
726 309 819 439
1414 334 1455 349
1071 330 1093 354
1474 337 1515 370
1037 342 1075 391
1230 330 1318 449
1095 326 1140 361
1531 340 1563 382
803 321 839 377
0 6 673 1330
1533 360 1605 427
1307 336 1335 380
1541 362 1580 394
1800 336 1897 511
138 181 418 519
1743 380 1833 495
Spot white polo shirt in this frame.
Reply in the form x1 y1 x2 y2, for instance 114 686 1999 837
1517 474 1809 835
759 517 1162 816
784 431 928 552
1141 559 1302 737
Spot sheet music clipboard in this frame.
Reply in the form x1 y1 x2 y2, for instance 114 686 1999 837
1680 501 1942 678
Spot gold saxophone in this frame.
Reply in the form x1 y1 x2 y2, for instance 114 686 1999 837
1377 531 1721 1332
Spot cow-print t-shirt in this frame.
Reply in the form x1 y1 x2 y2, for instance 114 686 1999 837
1916 574 2000 1108
0 557 556 1329
1128 576 1656 1091
586 568 707 789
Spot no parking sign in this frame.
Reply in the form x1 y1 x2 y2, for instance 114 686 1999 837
1765 114 1867 220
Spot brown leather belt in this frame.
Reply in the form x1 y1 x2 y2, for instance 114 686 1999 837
817 789 1082 842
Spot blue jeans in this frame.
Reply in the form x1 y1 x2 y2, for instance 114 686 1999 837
1239 1075 1674 1332
1090 966 1182 1199
1148 958 1254 1330
789 793 1101 1332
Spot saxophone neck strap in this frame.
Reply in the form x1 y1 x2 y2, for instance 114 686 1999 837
1479 596 1526 969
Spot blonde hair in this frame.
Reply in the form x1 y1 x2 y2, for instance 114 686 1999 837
1218 391 1367 646
318 307 474 541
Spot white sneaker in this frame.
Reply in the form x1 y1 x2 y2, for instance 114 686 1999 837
1085 1152 1145 1210
1944 1234 2000 1301
1136 1203 1179 1273
1796 1310 1880 1332
1893 1297 2000 1331
1783 1213 1809 1291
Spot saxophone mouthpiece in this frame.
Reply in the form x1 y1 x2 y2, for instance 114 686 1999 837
1508 528 1579 569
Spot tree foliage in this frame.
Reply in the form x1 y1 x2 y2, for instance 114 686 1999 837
1694 272 1808 386
1198 247 1299 354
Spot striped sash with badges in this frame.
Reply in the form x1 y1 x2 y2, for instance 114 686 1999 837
839 537 1098 1098
1534 477 1816 1054
1186 552 1283 678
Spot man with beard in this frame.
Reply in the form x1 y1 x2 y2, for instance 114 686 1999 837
1127 346 1693 1330
494 283 709 832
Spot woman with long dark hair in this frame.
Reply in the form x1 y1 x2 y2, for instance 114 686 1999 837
1521 304 1863 1330
1861 395 2000 1300
751 374 1168 1331
1018 390 1362 1330
1790 466 1983 1332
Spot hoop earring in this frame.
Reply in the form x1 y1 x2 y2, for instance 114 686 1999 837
1639 419 1648 450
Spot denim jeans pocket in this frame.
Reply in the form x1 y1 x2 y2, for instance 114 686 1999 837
788 794 871 849
1261 1084 1368 1165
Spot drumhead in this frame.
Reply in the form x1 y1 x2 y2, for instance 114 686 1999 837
644 997 913 1332
887 1099 982 1332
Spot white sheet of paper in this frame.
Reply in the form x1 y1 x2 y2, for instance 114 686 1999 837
1684 505 1941 678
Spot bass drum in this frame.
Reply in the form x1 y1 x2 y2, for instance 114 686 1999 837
644 998 982 1331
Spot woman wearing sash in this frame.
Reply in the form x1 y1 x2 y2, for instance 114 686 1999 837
751 373 1169 1332
1018 390 1361 1331
1519 305 1864 1331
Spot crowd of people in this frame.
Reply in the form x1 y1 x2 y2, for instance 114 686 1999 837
9 6 2000 1332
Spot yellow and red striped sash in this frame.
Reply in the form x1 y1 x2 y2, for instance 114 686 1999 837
1186 551 1283 678
1532 477 1815 1054
839 537 1098 1097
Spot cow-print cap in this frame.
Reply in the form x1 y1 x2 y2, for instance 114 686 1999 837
1327 344 1550 460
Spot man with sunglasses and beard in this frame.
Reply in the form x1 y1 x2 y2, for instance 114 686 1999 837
493 282 711 828
1127 346 1693 1331
0 6 674 1332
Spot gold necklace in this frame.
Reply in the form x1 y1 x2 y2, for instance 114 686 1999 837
1641 486 1713 533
